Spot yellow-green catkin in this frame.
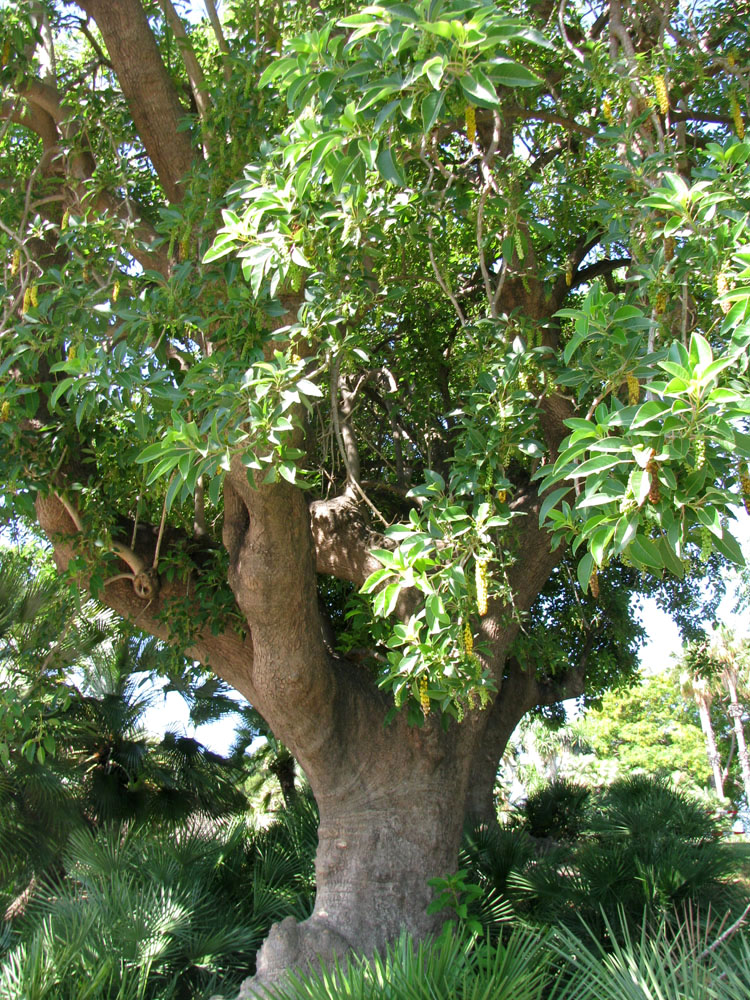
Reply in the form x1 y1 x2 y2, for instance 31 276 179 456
699 526 712 563
61 209 69 232
565 262 573 287
419 675 430 717
731 93 745 140
655 289 667 314
465 104 476 143
475 557 489 616
112 280 120 303
464 622 473 657
717 270 732 314
1 39 10 67
738 462 750 515
589 568 599 599
497 488 507 503
10 248 19 277
654 74 669 115
30 284 38 308
21 286 32 314
626 374 640 405
694 436 706 471
602 97 614 125
0 400 10 422
664 236 675 261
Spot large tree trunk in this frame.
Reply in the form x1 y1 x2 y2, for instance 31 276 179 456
35 473 568 996
245 721 474 996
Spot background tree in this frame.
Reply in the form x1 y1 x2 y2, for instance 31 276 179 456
680 628 750 807
582 666 737 799
2 0 750 991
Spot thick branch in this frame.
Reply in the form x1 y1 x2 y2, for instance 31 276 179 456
158 0 211 123
78 0 195 203
34 492 253 694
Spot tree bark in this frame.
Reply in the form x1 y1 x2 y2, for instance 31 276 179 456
723 672 750 808
698 697 725 799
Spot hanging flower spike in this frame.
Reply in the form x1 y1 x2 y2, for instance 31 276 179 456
463 621 473 657
717 270 732 314
465 105 476 144
664 236 675 261
694 436 706 471
739 462 750 515
602 97 614 125
700 526 712 563
654 74 669 115
731 93 745 140
419 675 430 717
22 286 32 314
626 374 640 405
646 458 660 504
475 557 489 616
589 567 599 599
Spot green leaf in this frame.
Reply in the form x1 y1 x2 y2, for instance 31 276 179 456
539 487 570 525
459 68 500 109
376 146 406 185
421 90 444 132
577 551 594 592
488 58 542 88
628 534 664 570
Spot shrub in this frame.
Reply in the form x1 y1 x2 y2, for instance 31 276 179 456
517 779 590 841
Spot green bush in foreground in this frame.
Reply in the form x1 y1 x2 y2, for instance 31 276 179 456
0 800 318 1000
259 914 750 1000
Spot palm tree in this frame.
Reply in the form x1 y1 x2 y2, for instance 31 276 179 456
708 628 750 810
0 547 249 918
680 667 726 799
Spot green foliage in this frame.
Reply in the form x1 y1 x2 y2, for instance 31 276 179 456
0 799 318 1000
579 669 726 796
2 0 750 722
551 911 750 1000
261 927 553 1000
517 778 590 841
508 777 735 936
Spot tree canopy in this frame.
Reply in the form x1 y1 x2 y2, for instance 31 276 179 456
2 0 750 989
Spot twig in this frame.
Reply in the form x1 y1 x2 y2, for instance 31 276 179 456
698 902 750 960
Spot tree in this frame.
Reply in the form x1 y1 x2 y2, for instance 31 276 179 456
707 627 750 807
2 0 750 991
680 627 750 807
680 668 727 798
583 667 731 797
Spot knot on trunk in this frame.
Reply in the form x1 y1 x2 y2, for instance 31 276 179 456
133 568 160 600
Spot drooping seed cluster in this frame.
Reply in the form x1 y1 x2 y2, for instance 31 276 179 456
646 457 660 504
465 105 476 144
654 75 669 115
419 675 430 717
739 463 750 515
475 557 489 616
731 94 745 140
463 621 473 657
